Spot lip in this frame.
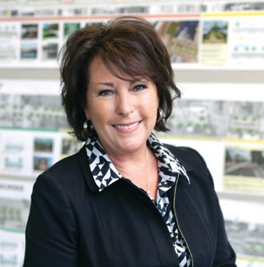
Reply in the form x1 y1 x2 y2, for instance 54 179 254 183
113 121 141 131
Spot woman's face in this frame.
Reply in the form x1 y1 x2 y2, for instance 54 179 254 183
84 57 159 157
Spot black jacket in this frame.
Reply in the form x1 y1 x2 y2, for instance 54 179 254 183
23 144 236 267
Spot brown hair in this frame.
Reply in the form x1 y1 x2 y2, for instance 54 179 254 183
59 16 181 141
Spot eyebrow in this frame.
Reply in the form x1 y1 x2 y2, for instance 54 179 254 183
95 82 114 87
95 79 148 86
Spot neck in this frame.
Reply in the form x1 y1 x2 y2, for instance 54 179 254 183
108 145 147 169
109 146 158 199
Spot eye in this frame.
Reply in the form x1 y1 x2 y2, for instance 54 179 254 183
98 89 113 96
133 84 147 91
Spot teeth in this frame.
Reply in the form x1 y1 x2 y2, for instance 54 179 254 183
115 122 138 129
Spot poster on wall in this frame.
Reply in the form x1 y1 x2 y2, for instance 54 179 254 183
163 99 264 140
166 99 229 138
224 141 264 193
0 179 33 267
220 198 264 266
200 19 229 66
153 20 200 63
228 16 264 69
0 22 20 62
0 79 66 130
0 129 62 177
0 6 264 70
0 79 69 177
60 132 84 159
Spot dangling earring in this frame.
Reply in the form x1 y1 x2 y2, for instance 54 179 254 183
83 120 94 132
156 108 164 123
83 121 88 132
83 121 88 131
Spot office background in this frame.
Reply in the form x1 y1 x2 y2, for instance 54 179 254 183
0 0 264 266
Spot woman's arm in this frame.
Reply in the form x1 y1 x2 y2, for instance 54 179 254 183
23 173 78 267
192 148 237 267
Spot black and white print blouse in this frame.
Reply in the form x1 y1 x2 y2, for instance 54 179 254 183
85 133 191 267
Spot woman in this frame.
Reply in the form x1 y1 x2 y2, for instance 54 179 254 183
23 16 236 267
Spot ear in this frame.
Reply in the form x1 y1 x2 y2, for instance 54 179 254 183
84 107 91 120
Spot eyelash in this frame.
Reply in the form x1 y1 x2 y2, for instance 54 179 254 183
133 84 147 91
98 84 147 96
98 90 113 96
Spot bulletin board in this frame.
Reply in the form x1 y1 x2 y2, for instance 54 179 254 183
0 0 264 266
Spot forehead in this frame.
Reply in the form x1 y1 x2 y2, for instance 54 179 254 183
89 56 148 82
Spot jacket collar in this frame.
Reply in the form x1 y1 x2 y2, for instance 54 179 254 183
78 145 98 192
79 133 191 192
148 134 190 184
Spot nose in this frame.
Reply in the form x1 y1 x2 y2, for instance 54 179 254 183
116 90 134 116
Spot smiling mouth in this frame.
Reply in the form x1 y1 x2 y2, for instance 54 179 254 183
114 122 140 130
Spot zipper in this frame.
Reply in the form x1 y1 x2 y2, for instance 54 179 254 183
122 176 194 265
173 173 194 267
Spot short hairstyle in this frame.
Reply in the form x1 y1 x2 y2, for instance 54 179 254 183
59 16 181 142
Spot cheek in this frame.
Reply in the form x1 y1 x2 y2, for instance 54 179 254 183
89 104 111 124
151 93 159 110
144 89 158 105
151 87 159 109
143 98 159 120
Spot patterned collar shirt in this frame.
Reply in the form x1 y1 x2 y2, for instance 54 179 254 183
85 133 191 267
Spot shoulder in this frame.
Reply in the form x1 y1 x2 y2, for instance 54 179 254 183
34 145 89 193
30 145 96 214
44 144 87 178
164 143 207 172
163 143 215 187
46 152 80 176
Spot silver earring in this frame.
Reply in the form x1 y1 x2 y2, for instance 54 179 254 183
83 120 94 132
83 121 88 131
157 108 164 123
88 121 94 132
